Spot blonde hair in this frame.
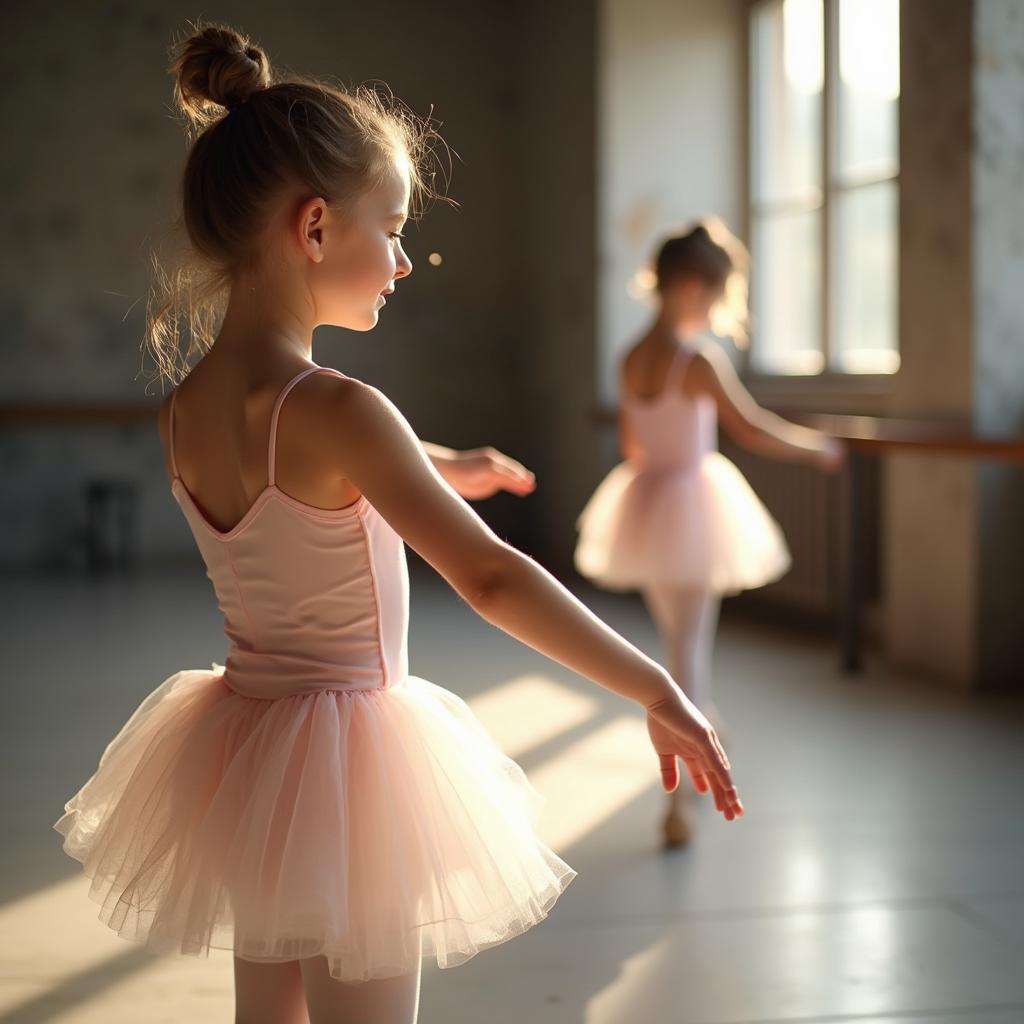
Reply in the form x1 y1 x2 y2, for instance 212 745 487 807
636 216 750 347
144 22 448 385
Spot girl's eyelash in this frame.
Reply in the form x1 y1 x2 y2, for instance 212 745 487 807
390 231 405 240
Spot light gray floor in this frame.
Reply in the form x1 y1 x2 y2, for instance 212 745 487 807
1 566 1022 1023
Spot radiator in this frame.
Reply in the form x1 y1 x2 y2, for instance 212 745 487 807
720 436 851 617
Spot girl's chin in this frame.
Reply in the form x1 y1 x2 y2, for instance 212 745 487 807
338 312 380 332
324 304 381 332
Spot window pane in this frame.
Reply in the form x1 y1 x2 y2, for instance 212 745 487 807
752 0 824 206
751 209 824 374
832 182 899 373
836 0 899 181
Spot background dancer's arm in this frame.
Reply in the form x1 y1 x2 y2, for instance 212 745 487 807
695 344 844 471
421 441 536 499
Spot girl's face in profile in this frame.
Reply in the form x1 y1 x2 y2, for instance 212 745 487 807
303 156 413 331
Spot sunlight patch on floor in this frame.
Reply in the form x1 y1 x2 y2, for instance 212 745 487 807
465 673 602 760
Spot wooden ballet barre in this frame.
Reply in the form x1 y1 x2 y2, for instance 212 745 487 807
795 413 1024 462
0 403 157 427
0 403 158 573
795 413 1024 675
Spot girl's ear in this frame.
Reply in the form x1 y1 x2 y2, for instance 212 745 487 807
296 196 329 263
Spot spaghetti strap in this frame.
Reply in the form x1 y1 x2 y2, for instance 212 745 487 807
624 343 694 406
168 388 180 480
668 343 695 387
267 365 346 486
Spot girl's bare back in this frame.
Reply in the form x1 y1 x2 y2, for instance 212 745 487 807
159 354 363 532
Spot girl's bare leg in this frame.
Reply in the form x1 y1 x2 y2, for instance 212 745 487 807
299 954 422 1024
233 957 309 1024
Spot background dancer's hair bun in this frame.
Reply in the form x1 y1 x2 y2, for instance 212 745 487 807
637 215 750 347
171 24 272 128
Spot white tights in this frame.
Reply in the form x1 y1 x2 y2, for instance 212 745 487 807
233 953 422 1024
641 584 721 721
642 585 721 817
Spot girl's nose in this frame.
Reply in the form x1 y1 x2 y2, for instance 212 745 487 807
396 248 412 279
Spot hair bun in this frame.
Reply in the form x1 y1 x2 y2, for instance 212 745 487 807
171 24 271 128
688 223 712 241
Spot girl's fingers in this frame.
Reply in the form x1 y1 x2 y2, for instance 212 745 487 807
494 464 535 493
493 455 533 483
510 463 535 484
681 756 708 794
709 771 743 817
702 763 723 811
659 753 680 793
709 730 731 771
700 728 733 782
707 773 734 818
687 748 743 820
647 706 742 816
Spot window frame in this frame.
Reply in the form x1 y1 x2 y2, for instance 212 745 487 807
743 0 901 400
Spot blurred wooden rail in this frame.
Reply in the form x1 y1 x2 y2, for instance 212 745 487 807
798 415 1024 674
797 413 1024 461
0 404 157 426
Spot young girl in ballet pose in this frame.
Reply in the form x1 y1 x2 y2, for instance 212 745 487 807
576 219 843 848
53 26 742 1024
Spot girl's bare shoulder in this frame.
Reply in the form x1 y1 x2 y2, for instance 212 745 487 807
620 333 666 395
684 340 746 403
620 332 655 371
688 339 731 380
301 371 414 459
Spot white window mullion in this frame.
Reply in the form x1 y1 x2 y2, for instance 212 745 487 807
823 0 838 370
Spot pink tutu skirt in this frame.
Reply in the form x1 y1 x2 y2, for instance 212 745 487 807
575 453 791 595
54 665 576 983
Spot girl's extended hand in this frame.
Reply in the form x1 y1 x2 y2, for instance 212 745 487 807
645 685 744 822
445 447 536 500
814 436 847 473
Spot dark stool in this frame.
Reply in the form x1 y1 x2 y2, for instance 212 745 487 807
84 478 139 572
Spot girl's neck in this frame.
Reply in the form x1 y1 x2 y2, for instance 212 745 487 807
213 275 316 365
651 310 700 344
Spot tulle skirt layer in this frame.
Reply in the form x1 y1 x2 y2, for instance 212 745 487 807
54 665 576 982
575 453 791 595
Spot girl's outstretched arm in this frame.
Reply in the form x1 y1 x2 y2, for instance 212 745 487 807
694 343 845 470
324 377 742 819
421 441 536 499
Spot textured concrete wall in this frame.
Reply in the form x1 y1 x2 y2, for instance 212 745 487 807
516 0 601 574
885 0 976 685
887 0 1024 689
973 0 1024 687
1 5 194 566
